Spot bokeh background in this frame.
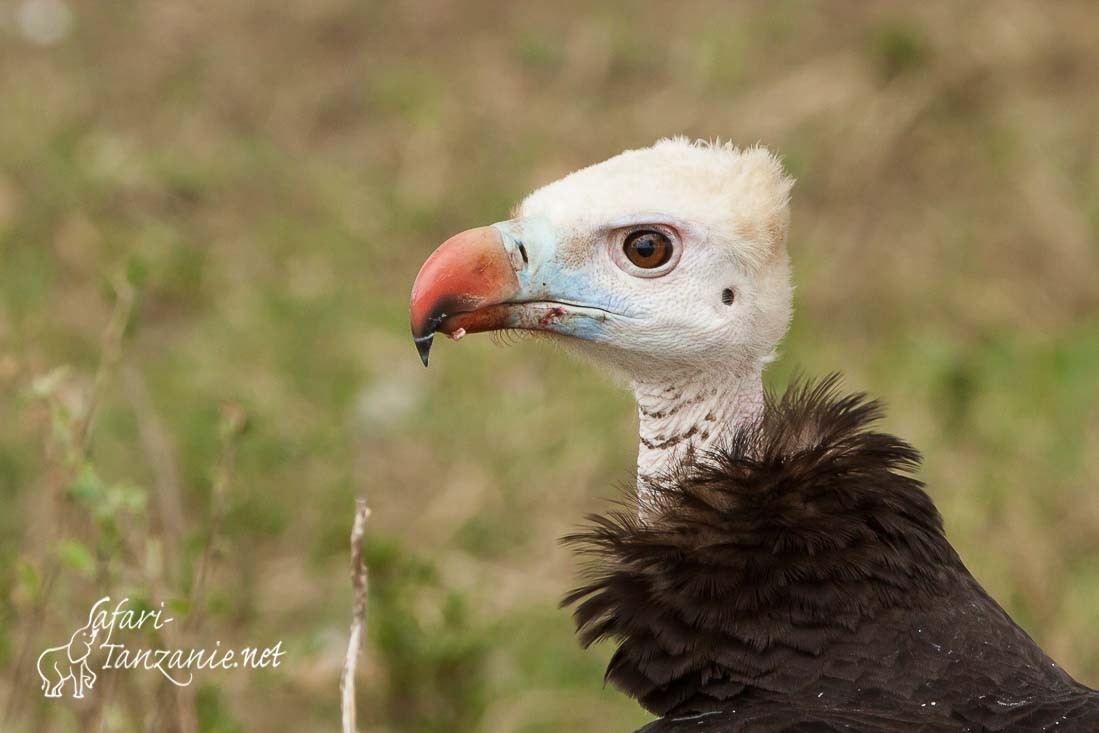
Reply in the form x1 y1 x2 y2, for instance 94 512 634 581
1 1 1098 730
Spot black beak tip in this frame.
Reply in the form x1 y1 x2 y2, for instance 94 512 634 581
414 334 433 367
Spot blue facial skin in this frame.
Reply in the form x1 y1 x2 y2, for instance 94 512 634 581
492 218 640 344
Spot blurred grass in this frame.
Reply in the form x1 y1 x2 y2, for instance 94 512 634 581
0 0 1097 730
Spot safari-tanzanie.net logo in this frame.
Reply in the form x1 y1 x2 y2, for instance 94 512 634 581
37 596 285 699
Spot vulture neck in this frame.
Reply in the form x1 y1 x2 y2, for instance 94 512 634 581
566 379 1095 723
632 365 763 492
567 380 968 717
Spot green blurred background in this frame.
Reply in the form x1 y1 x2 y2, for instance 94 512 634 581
1 1 1098 730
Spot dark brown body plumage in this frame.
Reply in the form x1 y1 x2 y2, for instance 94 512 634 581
563 378 1099 732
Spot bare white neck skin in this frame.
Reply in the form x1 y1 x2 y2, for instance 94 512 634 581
632 364 764 501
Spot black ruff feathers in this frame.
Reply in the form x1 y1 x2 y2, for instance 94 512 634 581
563 377 1099 732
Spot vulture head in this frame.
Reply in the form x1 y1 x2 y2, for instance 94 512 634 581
411 139 795 482
408 140 1099 730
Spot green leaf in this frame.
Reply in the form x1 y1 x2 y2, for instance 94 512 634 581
167 597 191 617
55 539 95 576
17 559 40 602
109 480 147 514
66 463 106 505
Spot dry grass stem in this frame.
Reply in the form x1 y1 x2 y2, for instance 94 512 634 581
341 498 371 733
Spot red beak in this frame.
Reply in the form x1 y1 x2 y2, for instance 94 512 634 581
409 226 521 366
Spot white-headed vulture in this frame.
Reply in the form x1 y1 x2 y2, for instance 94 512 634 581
408 139 1099 731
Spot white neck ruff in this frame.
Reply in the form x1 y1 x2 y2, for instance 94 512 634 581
632 365 764 507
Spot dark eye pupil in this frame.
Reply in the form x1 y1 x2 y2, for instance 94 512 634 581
624 230 672 269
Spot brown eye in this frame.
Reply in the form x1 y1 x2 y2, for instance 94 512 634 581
623 230 673 269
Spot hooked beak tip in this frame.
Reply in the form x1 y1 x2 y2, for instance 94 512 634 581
409 225 519 366
414 334 433 367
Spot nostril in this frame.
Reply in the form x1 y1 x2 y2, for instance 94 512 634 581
721 288 735 306
518 243 529 264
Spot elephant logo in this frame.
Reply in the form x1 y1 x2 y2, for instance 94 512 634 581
36 597 110 699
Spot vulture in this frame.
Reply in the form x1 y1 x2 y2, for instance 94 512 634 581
408 138 1099 731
